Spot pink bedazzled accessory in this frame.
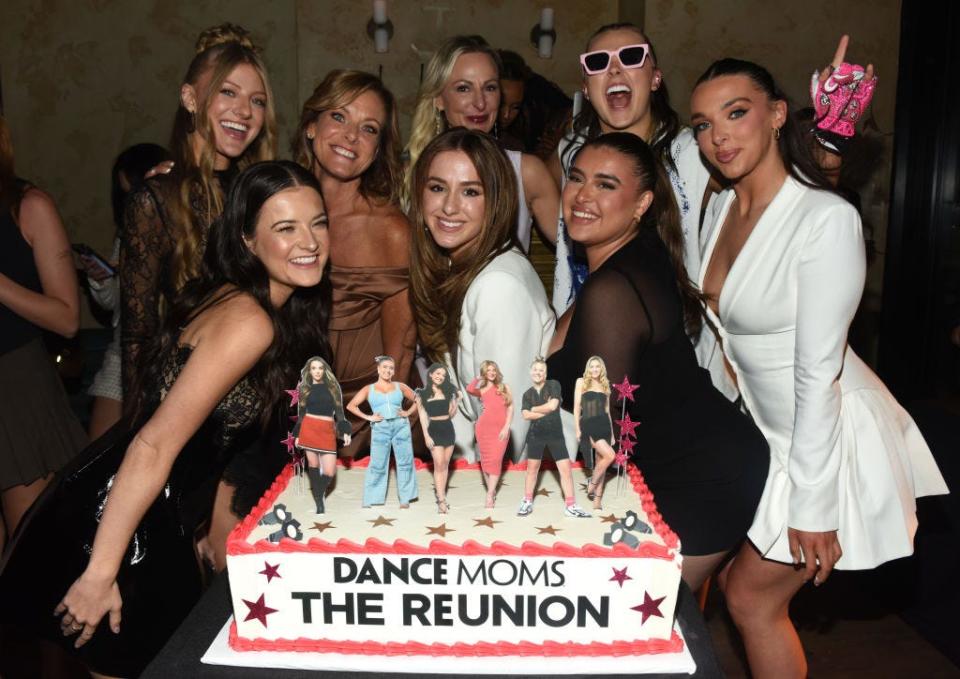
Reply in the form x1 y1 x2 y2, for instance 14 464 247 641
810 62 877 153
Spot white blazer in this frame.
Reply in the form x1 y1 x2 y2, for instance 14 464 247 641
699 176 947 569
445 248 577 462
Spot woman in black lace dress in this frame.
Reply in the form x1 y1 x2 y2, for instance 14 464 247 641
547 133 768 589
0 161 331 677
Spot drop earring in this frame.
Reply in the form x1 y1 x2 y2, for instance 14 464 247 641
434 110 445 136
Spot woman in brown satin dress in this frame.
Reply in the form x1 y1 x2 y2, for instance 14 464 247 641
292 70 415 457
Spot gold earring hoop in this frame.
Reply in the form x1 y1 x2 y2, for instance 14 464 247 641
774 126 781 140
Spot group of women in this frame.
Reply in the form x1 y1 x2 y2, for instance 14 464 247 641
0 17 947 679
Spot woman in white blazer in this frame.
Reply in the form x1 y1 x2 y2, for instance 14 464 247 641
409 129 576 467
691 58 948 678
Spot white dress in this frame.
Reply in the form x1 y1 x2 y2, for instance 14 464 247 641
699 176 948 569
552 128 736 399
445 248 577 462
506 150 533 253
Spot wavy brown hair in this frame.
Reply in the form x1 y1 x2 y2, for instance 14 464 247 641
166 23 277 292
409 129 519 363
477 359 511 405
291 70 402 205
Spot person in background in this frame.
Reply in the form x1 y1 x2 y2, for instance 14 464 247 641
81 142 171 440
0 115 86 553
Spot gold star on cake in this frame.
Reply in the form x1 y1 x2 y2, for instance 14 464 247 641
426 523 455 537
472 516 501 528
310 521 335 532
536 525 561 535
368 515 396 527
534 488 553 498
599 513 619 524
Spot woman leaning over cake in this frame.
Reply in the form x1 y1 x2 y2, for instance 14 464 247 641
0 161 331 677
404 35 560 251
292 70 415 457
690 58 947 678
546 132 769 590
415 363 460 513
410 128 556 464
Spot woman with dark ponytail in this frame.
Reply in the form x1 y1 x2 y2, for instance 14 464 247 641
691 58 946 679
546 132 769 590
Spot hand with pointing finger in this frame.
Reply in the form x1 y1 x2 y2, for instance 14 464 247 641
810 35 877 153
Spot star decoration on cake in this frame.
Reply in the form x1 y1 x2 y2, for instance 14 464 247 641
599 513 619 524
259 562 281 583
368 515 396 527
534 487 553 498
618 437 636 455
609 566 633 588
612 376 640 402
426 523 455 537
242 593 278 627
281 431 296 454
616 413 641 438
473 516 501 528
310 521 335 532
285 388 300 407
579 482 589 492
631 591 666 625
536 525 561 535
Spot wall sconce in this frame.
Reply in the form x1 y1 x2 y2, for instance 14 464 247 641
367 0 394 54
529 7 556 59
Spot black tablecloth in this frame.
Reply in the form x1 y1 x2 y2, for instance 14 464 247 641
142 574 724 678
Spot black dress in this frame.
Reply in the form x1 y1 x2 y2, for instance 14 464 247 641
0 345 260 677
548 229 769 556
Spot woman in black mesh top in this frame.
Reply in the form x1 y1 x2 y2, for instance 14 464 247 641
572 356 615 510
547 133 768 589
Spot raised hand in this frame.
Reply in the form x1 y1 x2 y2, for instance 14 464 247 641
810 35 877 145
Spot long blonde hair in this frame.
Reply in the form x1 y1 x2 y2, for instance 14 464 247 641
409 129 519 363
477 360 511 405
166 23 277 291
581 356 611 394
402 35 502 208
291 69 402 206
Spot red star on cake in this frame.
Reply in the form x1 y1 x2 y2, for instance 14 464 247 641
618 437 636 455
612 376 640 402
609 566 632 588
616 413 641 438
280 431 296 454
242 593 278 627
426 523 455 537
631 591 666 625
259 562 281 583
285 388 300 407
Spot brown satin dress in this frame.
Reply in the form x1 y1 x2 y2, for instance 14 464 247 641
329 264 412 457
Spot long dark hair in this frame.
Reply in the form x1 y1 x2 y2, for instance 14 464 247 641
133 161 332 426
111 143 171 229
565 23 680 172
577 133 704 336
417 362 459 401
694 58 837 194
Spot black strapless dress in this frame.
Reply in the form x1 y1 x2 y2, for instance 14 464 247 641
0 345 260 677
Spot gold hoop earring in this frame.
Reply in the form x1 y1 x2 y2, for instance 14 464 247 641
774 127 781 140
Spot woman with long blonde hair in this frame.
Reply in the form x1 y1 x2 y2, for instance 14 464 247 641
409 129 557 468
572 356 615 509
291 69 414 457
404 35 559 252
466 360 513 507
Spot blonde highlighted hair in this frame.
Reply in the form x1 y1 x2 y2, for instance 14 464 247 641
166 23 277 292
478 360 511 405
581 356 611 394
402 35 502 208
291 69 402 206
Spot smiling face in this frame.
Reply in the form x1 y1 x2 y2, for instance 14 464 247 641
582 28 660 136
186 62 267 170
422 149 486 259
484 363 500 382
529 361 546 386
690 74 786 182
309 360 325 383
587 359 603 380
430 367 447 386
563 144 652 249
499 78 524 129
377 359 396 381
244 185 328 306
307 89 386 182
435 52 500 133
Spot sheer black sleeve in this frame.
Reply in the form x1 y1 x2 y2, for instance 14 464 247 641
119 182 172 398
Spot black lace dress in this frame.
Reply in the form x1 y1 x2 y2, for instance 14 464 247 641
548 229 769 556
0 345 260 677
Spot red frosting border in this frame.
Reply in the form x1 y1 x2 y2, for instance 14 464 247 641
228 621 685 657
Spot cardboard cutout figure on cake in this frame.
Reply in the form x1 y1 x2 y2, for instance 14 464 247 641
519 357 591 518
293 357 352 514
465 360 513 508
346 355 419 507
414 363 460 513
574 356 616 511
